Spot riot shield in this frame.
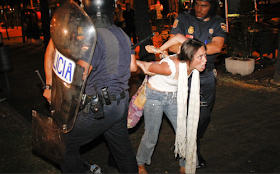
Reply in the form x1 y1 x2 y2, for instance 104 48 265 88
50 0 97 133
32 0 96 165
32 110 65 165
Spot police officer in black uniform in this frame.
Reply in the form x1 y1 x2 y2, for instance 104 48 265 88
43 0 139 173
170 0 226 171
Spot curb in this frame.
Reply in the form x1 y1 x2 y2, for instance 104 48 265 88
217 76 280 92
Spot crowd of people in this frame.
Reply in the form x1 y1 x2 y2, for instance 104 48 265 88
41 0 226 173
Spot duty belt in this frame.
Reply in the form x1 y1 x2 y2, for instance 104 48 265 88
83 90 126 106
107 91 126 101
200 64 215 75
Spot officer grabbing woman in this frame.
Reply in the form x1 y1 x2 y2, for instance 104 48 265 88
43 0 138 173
170 0 227 172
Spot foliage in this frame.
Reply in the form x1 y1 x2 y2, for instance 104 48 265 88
226 0 258 60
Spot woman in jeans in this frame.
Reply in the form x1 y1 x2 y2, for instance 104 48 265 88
136 34 207 174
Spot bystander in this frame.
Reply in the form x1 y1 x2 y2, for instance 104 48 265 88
123 3 137 44
115 4 125 29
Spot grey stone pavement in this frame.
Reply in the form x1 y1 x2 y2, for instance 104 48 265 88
1 34 280 173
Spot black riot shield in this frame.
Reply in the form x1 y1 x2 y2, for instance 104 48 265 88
32 0 96 166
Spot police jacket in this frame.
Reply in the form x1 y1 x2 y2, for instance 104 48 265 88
85 25 134 96
171 11 227 67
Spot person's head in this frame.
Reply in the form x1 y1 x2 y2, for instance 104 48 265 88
126 3 131 10
178 39 207 72
83 0 115 28
192 0 218 20
161 30 169 41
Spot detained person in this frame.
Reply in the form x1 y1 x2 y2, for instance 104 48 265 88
136 33 207 173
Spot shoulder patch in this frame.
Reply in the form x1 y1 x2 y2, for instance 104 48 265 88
220 23 227 32
173 19 179 28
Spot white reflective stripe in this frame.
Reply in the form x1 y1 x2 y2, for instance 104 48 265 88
52 49 76 84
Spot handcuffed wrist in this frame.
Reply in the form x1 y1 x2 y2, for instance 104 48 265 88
154 47 163 54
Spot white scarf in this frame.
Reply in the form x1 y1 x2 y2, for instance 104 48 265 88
175 62 200 173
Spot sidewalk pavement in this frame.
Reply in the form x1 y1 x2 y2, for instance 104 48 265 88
0 27 23 38
1 36 280 173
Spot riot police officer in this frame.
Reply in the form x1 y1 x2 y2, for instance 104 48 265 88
43 0 138 173
170 0 227 172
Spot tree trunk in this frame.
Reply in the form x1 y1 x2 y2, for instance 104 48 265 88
40 0 50 48
273 31 280 84
134 0 155 61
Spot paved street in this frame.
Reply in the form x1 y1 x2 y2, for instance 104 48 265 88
1 35 280 173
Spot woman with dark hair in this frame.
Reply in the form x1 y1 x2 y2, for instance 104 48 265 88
136 33 207 173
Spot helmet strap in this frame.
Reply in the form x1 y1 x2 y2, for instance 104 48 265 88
195 15 210 22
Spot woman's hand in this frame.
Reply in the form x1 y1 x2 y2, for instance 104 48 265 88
145 45 169 59
145 45 156 54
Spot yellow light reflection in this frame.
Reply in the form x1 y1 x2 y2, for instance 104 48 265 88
63 82 71 88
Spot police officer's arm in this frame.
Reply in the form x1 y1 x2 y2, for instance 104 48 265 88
168 34 224 55
145 33 187 55
205 36 224 55
43 39 55 104
159 33 187 53
168 34 181 53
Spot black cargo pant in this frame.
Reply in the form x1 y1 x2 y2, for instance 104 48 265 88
61 90 138 173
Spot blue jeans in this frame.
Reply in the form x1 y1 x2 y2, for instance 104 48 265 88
136 86 177 165
61 90 138 173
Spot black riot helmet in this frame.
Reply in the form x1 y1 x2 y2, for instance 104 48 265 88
191 0 219 20
82 0 115 28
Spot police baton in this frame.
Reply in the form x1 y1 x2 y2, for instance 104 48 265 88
35 70 46 89
131 32 155 50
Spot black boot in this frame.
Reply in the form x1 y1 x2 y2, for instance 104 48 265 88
197 139 206 169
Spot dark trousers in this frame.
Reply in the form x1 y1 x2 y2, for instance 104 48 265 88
61 90 138 173
197 72 216 147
